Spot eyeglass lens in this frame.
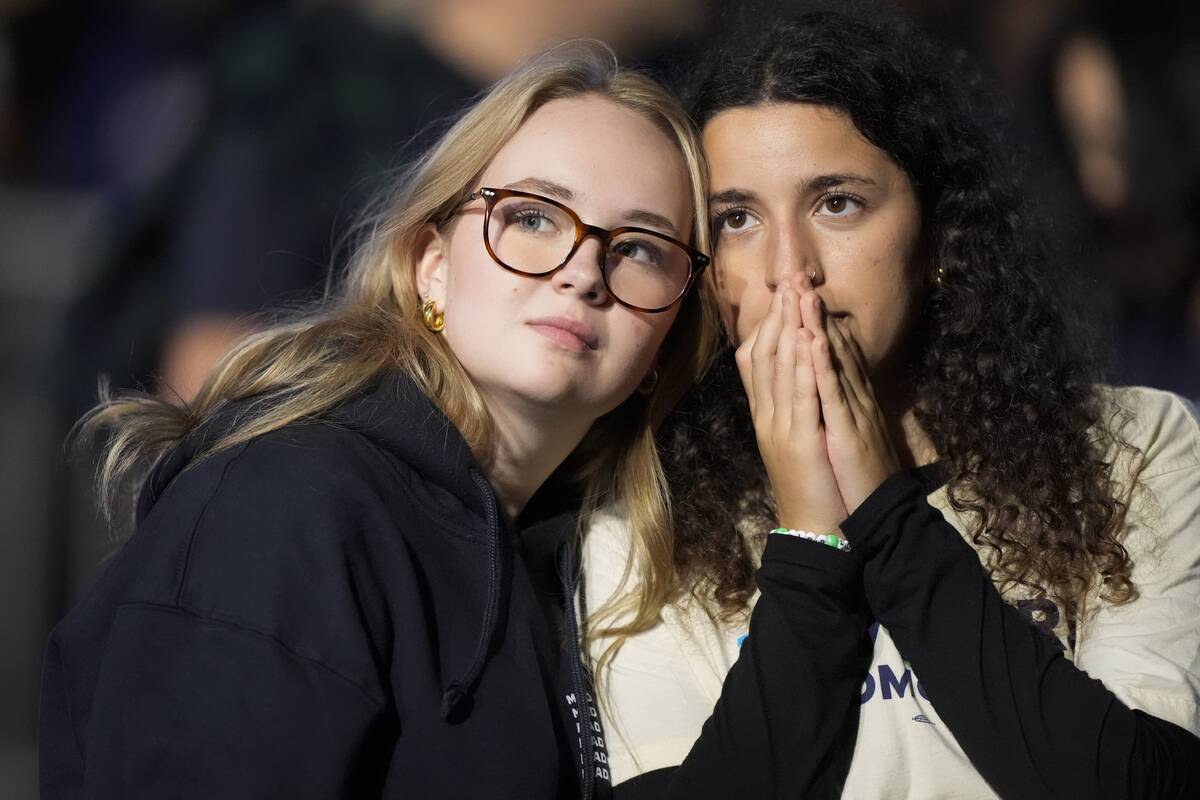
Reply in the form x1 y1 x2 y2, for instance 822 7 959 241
487 194 692 310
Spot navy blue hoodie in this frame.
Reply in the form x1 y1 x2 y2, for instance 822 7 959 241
40 371 611 799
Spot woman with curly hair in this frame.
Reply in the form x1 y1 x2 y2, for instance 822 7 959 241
584 7 1200 798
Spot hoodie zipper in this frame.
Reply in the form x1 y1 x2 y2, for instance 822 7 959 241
439 469 504 721
463 469 603 798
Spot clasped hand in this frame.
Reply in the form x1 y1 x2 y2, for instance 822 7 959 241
734 274 900 535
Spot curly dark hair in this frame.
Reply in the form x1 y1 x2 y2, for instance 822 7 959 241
660 4 1137 620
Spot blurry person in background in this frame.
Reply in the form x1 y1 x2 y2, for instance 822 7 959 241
0 4 22 178
1031 1 1200 399
41 44 716 798
59 0 710 413
1 5 238 794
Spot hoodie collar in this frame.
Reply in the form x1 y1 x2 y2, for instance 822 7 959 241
329 370 493 522
140 370 492 524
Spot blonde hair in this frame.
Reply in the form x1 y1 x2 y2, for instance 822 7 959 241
81 41 719 653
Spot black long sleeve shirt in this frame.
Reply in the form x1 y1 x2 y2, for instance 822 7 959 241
844 468 1200 799
612 466 1200 799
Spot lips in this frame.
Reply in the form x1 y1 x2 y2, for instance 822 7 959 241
526 316 599 352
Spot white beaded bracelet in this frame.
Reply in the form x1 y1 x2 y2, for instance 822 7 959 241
770 528 853 552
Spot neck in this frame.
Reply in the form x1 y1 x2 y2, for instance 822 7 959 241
479 394 595 522
892 406 938 469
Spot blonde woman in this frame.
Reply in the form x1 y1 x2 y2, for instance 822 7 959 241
39 44 717 799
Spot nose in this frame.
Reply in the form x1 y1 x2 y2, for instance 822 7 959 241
765 222 823 291
551 236 610 305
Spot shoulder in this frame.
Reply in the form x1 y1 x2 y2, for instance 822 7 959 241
159 419 412 578
154 420 406 535
1076 388 1200 733
137 422 414 666
1102 385 1200 481
581 507 638 616
1092 386 1200 610
1093 386 1199 551
583 507 636 564
53 421 412 704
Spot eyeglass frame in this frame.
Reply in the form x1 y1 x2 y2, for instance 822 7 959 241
444 187 710 313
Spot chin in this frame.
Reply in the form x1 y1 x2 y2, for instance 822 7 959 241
516 384 580 408
519 378 634 421
477 359 636 420
499 369 587 409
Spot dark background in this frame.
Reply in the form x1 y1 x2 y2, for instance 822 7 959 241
2 1 1197 794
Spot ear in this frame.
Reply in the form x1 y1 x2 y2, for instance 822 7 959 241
414 223 449 305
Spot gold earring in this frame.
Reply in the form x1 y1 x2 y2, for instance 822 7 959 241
638 367 660 395
935 266 945 287
421 298 445 332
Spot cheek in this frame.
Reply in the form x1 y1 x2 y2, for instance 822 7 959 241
734 295 768 345
858 307 902 360
614 311 675 367
600 309 679 400
714 262 769 344
849 269 924 366
439 249 531 360
444 247 526 314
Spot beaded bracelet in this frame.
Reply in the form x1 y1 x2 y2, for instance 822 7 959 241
770 528 853 552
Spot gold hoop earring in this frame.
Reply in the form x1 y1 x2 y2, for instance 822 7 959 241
638 367 660 395
421 299 445 332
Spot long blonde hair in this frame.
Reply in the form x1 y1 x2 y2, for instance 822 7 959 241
81 41 719 639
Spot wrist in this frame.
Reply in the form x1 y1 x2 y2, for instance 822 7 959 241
771 527 853 552
777 513 846 533
776 503 845 535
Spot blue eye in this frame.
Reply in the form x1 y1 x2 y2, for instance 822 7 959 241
509 208 557 233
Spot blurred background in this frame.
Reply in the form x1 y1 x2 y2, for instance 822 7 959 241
1 0 1197 795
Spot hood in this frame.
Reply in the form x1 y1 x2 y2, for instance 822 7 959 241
136 370 568 724
139 371 488 521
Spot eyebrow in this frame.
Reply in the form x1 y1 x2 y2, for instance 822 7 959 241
506 177 680 237
624 209 680 237
805 173 878 192
710 173 879 206
710 188 759 206
505 177 575 200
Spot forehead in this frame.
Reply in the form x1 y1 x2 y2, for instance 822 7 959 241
702 103 901 189
479 94 693 228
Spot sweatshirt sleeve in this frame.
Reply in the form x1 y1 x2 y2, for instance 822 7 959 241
842 468 1200 800
65 602 390 799
613 534 872 800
